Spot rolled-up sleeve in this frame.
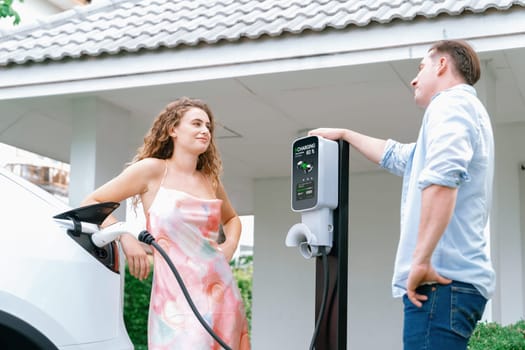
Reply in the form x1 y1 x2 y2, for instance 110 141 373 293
418 96 477 189
380 139 416 177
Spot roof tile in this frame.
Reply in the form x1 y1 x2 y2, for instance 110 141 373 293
0 0 523 66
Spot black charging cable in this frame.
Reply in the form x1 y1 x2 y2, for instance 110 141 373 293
137 230 233 350
309 246 329 350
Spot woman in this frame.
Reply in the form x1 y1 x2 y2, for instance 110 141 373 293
81 97 250 349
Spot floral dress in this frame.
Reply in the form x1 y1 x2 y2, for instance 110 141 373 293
147 186 250 350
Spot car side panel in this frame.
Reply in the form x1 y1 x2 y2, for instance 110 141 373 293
0 170 130 347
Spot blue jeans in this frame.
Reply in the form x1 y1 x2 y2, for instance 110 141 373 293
403 281 487 350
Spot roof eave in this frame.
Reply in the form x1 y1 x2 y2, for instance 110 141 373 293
1 10 524 101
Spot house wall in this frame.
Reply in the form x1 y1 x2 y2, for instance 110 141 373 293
492 122 525 324
252 177 314 350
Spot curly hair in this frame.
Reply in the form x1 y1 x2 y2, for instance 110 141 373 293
131 97 223 205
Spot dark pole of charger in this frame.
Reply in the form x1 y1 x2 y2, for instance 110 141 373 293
315 140 349 350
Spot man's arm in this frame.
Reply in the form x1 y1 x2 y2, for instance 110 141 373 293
308 128 386 164
406 184 455 307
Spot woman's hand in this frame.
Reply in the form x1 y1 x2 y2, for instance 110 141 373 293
120 234 151 280
218 244 236 262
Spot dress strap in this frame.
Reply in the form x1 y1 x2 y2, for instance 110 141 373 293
160 159 168 186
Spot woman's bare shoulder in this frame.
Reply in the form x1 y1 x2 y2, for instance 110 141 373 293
128 157 166 177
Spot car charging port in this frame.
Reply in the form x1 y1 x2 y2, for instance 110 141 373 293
53 202 121 273
95 248 108 259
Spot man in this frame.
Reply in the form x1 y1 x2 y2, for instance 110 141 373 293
309 40 495 350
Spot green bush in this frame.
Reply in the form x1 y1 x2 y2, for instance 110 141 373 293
123 263 253 349
123 266 152 350
232 265 253 331
468 320 525 350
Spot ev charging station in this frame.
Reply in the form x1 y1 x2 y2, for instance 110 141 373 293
286 135 349 350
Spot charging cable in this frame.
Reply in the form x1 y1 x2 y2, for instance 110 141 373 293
309 246 329 350
137 230 233 350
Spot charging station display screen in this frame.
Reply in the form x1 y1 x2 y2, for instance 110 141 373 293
292 136 319 211
296 181 314 200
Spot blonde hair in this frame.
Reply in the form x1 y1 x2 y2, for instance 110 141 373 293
131 97 223 206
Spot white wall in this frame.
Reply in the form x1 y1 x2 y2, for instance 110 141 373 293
491 122 525 325
252 169 404 350
347 171 403 349
252 177 314 350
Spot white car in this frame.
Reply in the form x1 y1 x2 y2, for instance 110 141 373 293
0 167 132 349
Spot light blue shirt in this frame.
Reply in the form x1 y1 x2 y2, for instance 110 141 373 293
380 84 495 299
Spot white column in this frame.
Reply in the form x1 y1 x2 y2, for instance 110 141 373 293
476 60 497 322
68 97 135 220
518 165 525 318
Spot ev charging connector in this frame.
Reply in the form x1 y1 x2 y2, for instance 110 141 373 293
286 135 338 258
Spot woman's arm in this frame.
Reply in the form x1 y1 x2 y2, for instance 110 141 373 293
216 182 242 262
80 158 162 280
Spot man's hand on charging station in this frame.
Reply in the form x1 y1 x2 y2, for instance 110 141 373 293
308 128 345 141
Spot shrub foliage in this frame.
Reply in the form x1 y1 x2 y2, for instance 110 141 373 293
468 320 525 350
123 266 151 350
